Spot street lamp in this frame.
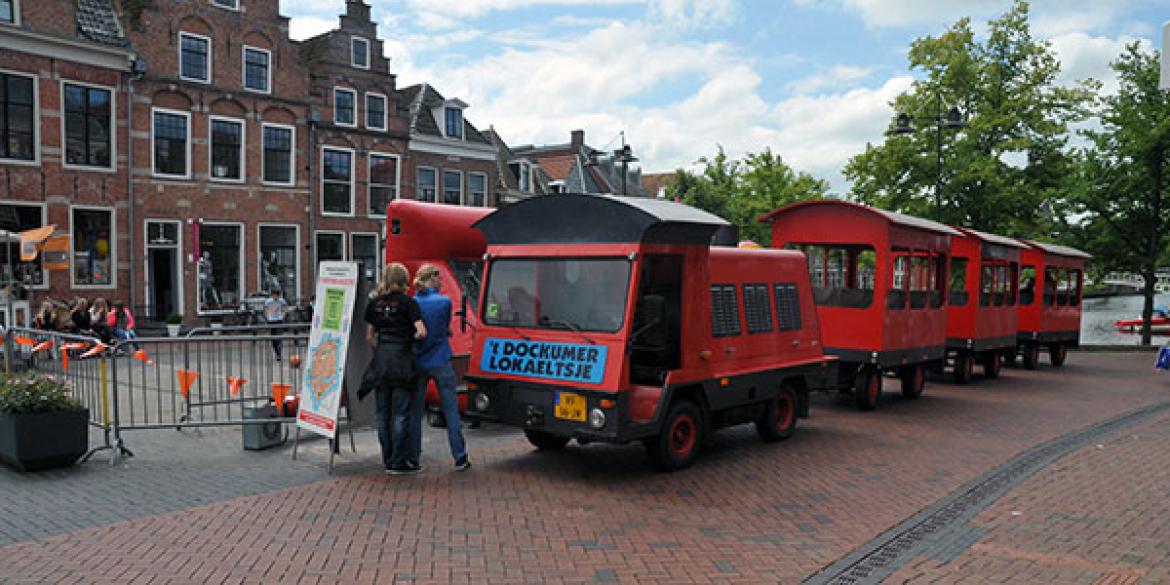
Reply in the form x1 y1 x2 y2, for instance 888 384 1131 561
888 93 967 221
613 142 638 196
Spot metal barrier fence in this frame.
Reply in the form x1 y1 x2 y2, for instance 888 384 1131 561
4 325 311 465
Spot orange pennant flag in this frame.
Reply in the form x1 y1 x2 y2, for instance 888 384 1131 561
61 342 89 352
81 342 108 358
177 369 199 400
31 340 53 353
133 349 155 365
14 336 34 347
61 350 70 373
227 376 247 397
271 383 291 415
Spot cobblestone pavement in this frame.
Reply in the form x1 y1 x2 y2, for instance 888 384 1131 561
0 351 1166 584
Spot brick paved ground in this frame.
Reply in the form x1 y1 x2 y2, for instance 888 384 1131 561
0 351 1166 584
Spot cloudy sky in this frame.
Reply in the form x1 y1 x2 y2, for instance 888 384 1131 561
284 0 1163 193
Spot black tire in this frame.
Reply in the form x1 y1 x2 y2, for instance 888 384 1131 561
854 368 881 411
1022 344 1039 369
1049 343 1067 367
900 365 925 400
525 430 570 451
1003 347 1019 367
426 409 446 428
982 350 1002 379
645 400 703 471
757 385 798 442
953 352 974 384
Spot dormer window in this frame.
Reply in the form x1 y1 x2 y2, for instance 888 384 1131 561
351 37 369 69
444 107 463 140
509 161 532 192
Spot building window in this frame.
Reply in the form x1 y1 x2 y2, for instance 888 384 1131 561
72 207 113 287
197 223 242 312
315 232 344 266
262 124 294 185
0 72 35 162
417 167 436 203
333 88 355 127
365 93 386 130
243 47 270 93
321 147 353 215
369 153 397 216
63 83 112 168
445 107 462 139
211 0 238 9
152 109 189 178
210 118 243 181
179 32 211 83
442 170 462 205
259 225 298 299
468 172 487 207
351 37 369 69
0 203 45 287
0 0 14 23
350 233 378 283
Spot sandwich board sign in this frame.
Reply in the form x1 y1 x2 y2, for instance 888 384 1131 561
296 261 359 439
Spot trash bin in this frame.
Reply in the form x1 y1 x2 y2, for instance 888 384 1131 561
242 403 284 450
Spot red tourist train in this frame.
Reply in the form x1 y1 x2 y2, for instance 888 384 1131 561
1014 240 1090 368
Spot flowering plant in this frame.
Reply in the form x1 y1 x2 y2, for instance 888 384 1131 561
0 374 82 414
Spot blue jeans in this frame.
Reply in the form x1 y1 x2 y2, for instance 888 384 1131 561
391 376 425 467
417 363 466 463
113 327 139 351
374 386 394 469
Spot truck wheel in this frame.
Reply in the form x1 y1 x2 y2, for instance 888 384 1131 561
525 430 570 451
1049 343 1067 367
1003 347 1019 367
757 385 797 442
427 409 447 428
1022 344 1039 369
900 365 924 400
953 352 974 384
854 368 881 411
982 350 1002 379
645 400 703 471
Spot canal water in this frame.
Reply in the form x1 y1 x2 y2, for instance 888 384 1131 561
1082 293 1170 346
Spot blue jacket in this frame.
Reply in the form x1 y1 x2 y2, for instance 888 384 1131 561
413 287 453 369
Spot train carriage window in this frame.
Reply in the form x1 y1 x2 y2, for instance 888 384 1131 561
1056 268 1071 306
1043 267 1059 306
909 252 930 309
979 263 994 307
774 283 802 331
710 284 741 337
931 253 947 308
950 258 969 306
1007 262 1019 306
742 284 773 334
993 264 1008 306
1069 269 1083 305
888 251 908 310
788 244 874 308
1019 265 1036 305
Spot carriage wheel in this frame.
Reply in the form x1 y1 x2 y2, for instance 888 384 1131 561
757 385 798 442
1022 344 1040 369
900 365 925 400
854 368 881 411
982 350 1002 379
953 352 974 384
1049 343 1067 367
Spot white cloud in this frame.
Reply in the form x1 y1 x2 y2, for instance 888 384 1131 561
1049 32 1150 94
288 16 335 41
648 0 735 27
788 65 871 95
402 0 643 19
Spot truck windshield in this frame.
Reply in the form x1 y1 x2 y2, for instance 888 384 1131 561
482 258 631 333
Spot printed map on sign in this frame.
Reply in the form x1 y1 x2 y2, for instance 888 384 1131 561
480 337 607 385
305 333 343 410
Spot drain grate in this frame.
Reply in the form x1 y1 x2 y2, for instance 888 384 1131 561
804 402 1170 585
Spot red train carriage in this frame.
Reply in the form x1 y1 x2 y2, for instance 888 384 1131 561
384 199 492 424
760 200 957 410
945 227 1026 383
1014 240 1091 368
463 194 836 470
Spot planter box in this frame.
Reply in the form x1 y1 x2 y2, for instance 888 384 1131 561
167 324 182 337
0 409 89 471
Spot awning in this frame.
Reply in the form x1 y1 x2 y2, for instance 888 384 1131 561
19 225 55 261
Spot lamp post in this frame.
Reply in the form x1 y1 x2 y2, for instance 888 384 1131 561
889 92 966 221
614 141 638 196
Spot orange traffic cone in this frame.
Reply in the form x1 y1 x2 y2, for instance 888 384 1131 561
271 383 291 416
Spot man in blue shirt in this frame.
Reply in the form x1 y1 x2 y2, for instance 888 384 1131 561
411 264 470 471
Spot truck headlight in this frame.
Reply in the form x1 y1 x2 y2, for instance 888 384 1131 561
588 408 606 429
474 393 490 412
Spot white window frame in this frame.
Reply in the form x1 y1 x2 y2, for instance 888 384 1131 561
260 122 296 187
151 107 191 179
442 168 463 206
143 218 184 318
178 31 212 84
59 79 116 172
367 152 399 218
69 204 116 290
468 171 488 208
365 92 387 131
416 165 437 203
0 67 39 166
314 230 346 267
241 45 271 94
1 0 21 25
208 115 245 183
196 221 245 316
349 232 381 281
1 200 48 289
320 146 355 217
351 36 370 70
257 223 301 302
210 0 239 11
510 160 533 193
332 87 357 128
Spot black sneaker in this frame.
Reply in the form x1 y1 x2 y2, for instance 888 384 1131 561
454 457 471 472
386 464 415 476
405 460 424 473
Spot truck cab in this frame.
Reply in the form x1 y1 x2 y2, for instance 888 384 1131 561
464 194 836 470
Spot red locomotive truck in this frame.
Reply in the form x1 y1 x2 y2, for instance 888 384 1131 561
945 227 1026 383
384 199 492 426
1014 240 1090 368
462 194 837 470
761 200 956 410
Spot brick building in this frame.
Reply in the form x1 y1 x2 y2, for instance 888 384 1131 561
400 83 497 207
513 129 647 197
0 0 134 323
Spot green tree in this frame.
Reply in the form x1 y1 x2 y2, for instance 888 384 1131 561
667 147 829 245
1070 43 1170 345
844 1 1092 234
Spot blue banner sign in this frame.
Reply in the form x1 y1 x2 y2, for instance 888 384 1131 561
480 338 607 385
